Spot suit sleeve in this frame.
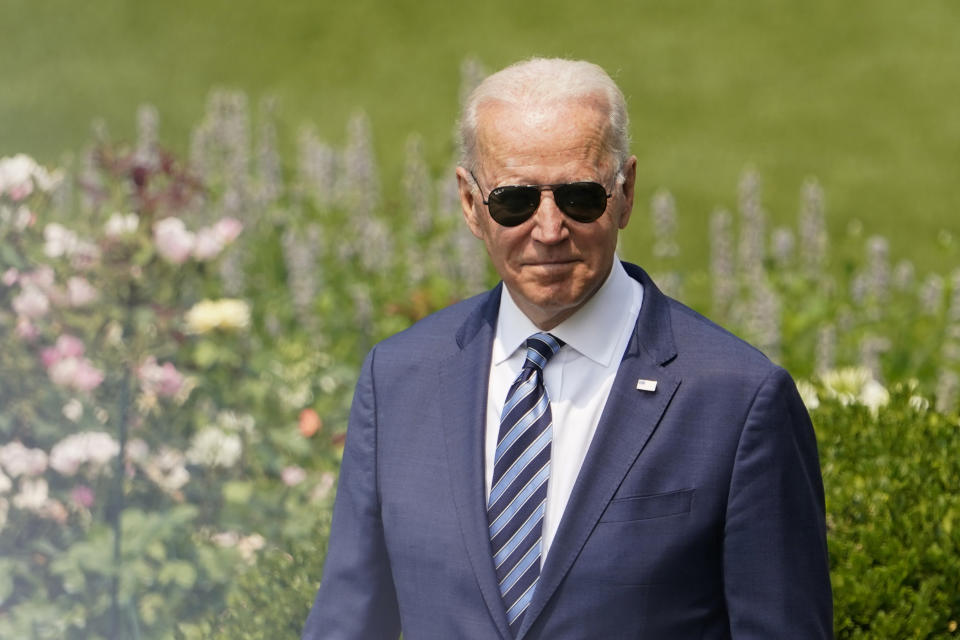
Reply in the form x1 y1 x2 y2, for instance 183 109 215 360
302 349 402 640
723 367 833 639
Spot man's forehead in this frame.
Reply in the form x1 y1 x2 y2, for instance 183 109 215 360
476 96 608 131
474 99 611 169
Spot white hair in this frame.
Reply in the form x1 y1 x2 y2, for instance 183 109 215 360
458 58 631 175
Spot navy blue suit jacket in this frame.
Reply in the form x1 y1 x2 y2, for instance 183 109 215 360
303 263 832 639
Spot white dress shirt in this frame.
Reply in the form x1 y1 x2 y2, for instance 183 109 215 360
484 259 643 564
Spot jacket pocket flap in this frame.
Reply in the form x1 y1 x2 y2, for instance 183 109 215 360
600 488 694 522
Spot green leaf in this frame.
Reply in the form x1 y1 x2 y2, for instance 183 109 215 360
158 560 197 588
223 480 254 504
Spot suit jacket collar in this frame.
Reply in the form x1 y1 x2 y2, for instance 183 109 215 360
441 283 514 638
440 265 681 639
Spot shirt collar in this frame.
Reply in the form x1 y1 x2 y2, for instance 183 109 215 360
494 259 639 367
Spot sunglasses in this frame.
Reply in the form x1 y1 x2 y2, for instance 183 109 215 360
469 170 613 227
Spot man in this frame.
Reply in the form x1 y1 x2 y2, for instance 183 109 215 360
303 58 832 639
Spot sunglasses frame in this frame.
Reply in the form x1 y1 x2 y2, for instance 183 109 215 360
469 170 614 227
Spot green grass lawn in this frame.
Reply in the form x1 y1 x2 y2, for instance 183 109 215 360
3 0 958 274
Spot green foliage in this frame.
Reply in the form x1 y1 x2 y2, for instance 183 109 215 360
815 385 960 638
183 528 331 639
2 90 959 637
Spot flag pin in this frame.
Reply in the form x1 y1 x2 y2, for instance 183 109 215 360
636 379 658 392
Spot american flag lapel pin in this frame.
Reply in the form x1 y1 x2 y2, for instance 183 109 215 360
636 379 658 392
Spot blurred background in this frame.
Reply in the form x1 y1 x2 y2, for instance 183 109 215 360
2 1 959 638
4 0 958 271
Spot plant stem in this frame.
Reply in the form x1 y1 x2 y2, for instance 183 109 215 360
110 287 137 640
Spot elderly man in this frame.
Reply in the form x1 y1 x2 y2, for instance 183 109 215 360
303 58 832 639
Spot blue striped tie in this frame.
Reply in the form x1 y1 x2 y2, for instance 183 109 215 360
488 332 564 635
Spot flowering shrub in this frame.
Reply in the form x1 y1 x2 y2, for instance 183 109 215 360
0 142 349 637
2 84 959 637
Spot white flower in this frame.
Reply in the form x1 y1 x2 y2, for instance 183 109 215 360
820 367 873 406
0 441 48 477
62 398 84 422
908 394 930 413
795 380 820 410
142 447 191 493
104 212 139 237
186 427 242 468
66 277 98 306
13 477 49 512
820 366 890 417
0 154 39 200
153 217 195 264
0 470 12 494
236 533 265 563
43 223 79 258
49 432 120 476
860 379 890 417
11 285 49 319
217 411 255 435
31 164 63 192
211 531 239 548
125 438 150 462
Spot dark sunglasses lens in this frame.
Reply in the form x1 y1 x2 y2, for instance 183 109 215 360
488 186 540 227
554 183 609 222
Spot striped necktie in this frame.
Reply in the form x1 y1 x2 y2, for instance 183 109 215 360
488 332 564 635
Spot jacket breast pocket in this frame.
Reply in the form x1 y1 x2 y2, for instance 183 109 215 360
599 488 694 523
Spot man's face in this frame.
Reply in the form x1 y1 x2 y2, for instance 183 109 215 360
457 98 637 329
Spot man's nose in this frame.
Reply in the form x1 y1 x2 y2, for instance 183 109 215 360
530 192 568 244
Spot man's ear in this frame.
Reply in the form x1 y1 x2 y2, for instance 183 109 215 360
616 155 638 230
456 166 485 239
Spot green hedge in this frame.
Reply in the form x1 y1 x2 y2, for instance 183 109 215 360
818 383 960 638
203 388 960 638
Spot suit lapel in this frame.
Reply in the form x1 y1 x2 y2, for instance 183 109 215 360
517 266 682 639
438 286 513 640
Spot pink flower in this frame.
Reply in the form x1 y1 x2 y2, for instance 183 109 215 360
12 286 49 319
41 336 102 391
66 277 98 306
281 466 307 487
56 334 86 359
214 217 243 244
153 217 195 264
71 485 95 509
16 317 38 340
71 359 105 392
2 268 18 286
48 357 104 392
40 347 60 368
192 227 225 260
137 356 185 397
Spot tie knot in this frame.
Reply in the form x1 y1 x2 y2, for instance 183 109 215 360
523 332 564 372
